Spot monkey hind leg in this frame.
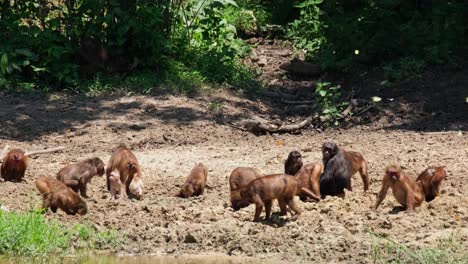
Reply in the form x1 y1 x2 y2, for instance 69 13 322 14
278 199 287 216
264 200 272 221
253 195 264 222
359 160 370 191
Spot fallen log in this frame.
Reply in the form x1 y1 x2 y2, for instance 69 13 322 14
235 115 313 134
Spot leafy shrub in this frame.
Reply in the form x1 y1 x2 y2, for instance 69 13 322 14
288 0 468 77
315 81 346 126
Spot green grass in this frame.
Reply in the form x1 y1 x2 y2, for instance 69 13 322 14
0 209 120 258
370 232 468 264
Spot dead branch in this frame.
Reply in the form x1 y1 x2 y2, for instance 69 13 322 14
25 146 66 157
341 99 359 117
281 99 314 105
236 115 313 134
279 59 322 77
259 90 297 100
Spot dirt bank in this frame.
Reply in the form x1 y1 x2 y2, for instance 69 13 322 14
0 91 466 263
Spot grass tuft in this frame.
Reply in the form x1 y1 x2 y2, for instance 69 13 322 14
370 232 468 264
0 209 120 258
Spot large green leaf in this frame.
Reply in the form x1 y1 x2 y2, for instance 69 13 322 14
0 53 8 75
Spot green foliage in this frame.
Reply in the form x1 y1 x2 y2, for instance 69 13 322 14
314 81 345 126
287 0 324 57
371 233 468 263
0 0 258 92
289 1 468 78
0 209 120 257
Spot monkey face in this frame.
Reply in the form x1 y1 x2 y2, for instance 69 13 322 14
389 172 399 181
94 158 105 176
110 171 121 182
77 201 88 215
181 184 194 198
322 142 338 161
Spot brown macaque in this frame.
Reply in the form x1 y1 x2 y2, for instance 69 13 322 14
320 142 369 197
56 157 105 198
375 165 424 212
108 169 122 200
129 172 144 200
36 176 87 215
284 151 303 176
1 149 28 182
177 163 208 198
106 145 143 199
79 37 138 78
79 37 108 76
229 167 262 211
294 163 322 202
240 174 302 222
416 166 447 202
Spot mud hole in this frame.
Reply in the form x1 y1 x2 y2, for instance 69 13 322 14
0 93 467 263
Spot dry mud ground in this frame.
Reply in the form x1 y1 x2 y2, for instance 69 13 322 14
0 92 467 263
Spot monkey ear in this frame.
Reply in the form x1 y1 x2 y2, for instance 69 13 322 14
128 163 136 169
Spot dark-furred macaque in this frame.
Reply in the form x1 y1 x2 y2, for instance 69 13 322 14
106 145 143 199
229 167 262 210
320 142 369 197
177 163 208 198
240 174 302 222
284 151 303 176
36 176 87 215
1 149 28 182
56 157 105 198
374 165 424 212
79 37 138 77
294 163 322 201
416 166 447 202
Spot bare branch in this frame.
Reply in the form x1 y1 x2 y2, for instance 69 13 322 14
25 146 66 157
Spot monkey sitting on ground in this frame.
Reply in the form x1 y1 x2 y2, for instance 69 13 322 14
56 157 105 198
36 176 87 215
106 145 143 199
240 174 302 222
294 163 322 201
177 163 208 198
229 167 262 211
284 151 303 176
108 169 123 200
319 142 369 197
1 149 28 182
374 165 425 212
416 166 447 202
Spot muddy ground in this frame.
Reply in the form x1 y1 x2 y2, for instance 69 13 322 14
0 90 466 263
1 40 467 263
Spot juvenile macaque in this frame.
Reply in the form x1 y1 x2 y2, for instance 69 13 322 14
36 176 87 215
108 169 122 200
416 166 447 202
1 149 28 182
177 163 208 198
284 151 303 176
320 142 369 197
106 145 143 199
240 174 302 222
294 163 322 201
229 167 262 210
56 157 105 198
374 165 424 212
